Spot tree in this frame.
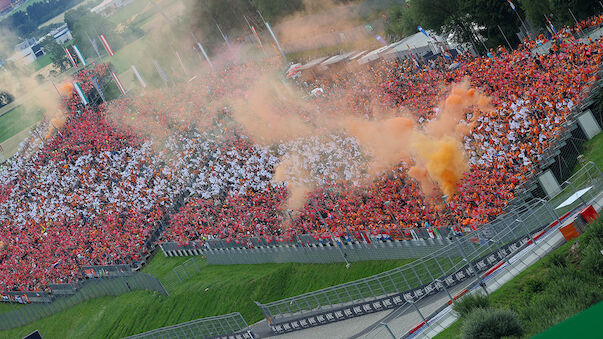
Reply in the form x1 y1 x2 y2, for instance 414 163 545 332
385 4 419 40
253 0 303 24
40 36 69 72
0 91 14 109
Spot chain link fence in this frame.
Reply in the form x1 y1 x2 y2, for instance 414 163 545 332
123 312 253 339
0 273 168 331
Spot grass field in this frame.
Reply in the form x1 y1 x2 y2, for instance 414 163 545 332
0 106 43 143
434 218 603 338
0 256 414 338
578 131 603 170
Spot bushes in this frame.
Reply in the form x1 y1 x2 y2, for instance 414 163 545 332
453 293 490 317
462 308 523 339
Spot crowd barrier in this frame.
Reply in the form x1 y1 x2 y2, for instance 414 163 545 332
253 162 602 335
0 272 168 331
124 312 253 339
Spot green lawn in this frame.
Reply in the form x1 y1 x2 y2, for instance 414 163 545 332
578 131 603 170
0 106 44 143
107 0 154 27
435 218 603 338
33 54 52 71
0 256 414 338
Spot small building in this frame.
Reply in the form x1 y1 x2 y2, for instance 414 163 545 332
14 38 44 65
49 23 73 45
90 0 135 17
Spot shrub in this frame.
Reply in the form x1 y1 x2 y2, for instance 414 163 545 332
581 243 603 276
462 308 523 339
546 251 567 268
453 293 490 317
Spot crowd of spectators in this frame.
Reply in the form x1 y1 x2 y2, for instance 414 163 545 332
0 15 601 292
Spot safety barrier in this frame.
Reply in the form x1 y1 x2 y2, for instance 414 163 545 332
253 162 602 335
123 312 253 339
0 272 168 331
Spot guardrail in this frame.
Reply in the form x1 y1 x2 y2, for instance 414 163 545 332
0 272 168 331
123 312 253 339
253 162 602 335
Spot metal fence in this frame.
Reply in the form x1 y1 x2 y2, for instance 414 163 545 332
0 273 168 331
361 162 603 339
254 162 602 335
160 256 204 294
123 312 253 339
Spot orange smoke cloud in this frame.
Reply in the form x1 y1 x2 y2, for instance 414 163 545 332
410 135 467 196
58 83 74 97
272 154 313 211
231 74 315 144
339 116 414 175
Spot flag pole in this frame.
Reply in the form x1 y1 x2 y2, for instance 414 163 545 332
497 25 513 50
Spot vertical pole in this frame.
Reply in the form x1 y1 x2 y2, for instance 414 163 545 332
568 8 580 31
566 181 587 206
311 199 349 266
381 322 396 338
497 25 513 50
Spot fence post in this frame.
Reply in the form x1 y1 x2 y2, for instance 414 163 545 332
435 278 454 304
566 180 587 206
405 297 428 327
173 268 182 283
381 322 396 338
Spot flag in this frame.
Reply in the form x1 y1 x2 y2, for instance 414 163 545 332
73 82 89 105
99 33 115 56
153 59 169 84
417 25 430 39
131 65 147 88
545 15 558 35
90 37 101 58
196 42 213 69
407 44 420 69
251 25 263 49
91 77 106 102
65 47 77 67
111 72 126 96
375 35 388 45
72 44 86 66
507 0 515 11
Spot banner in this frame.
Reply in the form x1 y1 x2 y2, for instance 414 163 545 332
73 82 89 105
99 33 115 56
131 65 147 88
111 72 126 96
92 77 106 102
65 47 77 67
72 44 86 66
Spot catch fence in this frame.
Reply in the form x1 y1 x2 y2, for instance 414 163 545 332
0 272 168 331
254 161 602 335
123 312 253 339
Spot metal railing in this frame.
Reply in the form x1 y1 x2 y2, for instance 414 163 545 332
123 312 253 339
364 162 603 339
254 162 602 335
0 273 168 331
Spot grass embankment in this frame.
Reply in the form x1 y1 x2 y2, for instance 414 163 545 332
435 218 603 338
0 106 43 143
577 131 603 170
0 257 414 338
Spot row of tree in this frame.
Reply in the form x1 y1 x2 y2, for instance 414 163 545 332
385 0 601 52
0 0 86 37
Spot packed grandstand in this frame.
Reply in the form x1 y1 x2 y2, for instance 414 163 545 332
0 14 602 297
